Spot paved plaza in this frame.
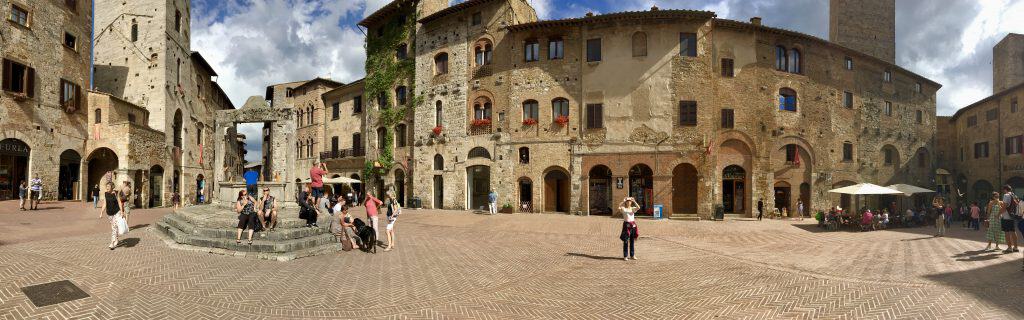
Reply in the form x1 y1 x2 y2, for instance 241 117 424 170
0 201 1022 319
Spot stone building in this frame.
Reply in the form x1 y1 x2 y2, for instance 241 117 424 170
942 33 1024 206
0 0 91 201
320 79 367 196
829 0 896 64
352 0 940 218
0 0 239 207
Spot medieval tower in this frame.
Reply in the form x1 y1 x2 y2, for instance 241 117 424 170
829 0 896 63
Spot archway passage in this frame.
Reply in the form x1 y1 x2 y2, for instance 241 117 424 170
394 169 406 206
87 148 119 194
588 165 613 215
799 183 811 217
432 175 444 209
467 165 490 210
544 169 570 213
58 149 81 200
0 139 30 200
774 181 791 214
722 165 746 214
518 178 533 212
629 164 654 215
672 163 698 214
150 165 164 207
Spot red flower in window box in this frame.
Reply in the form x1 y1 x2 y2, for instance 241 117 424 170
471 118 492 127
522 118 537 126
554 115 569 126
432 126 443 136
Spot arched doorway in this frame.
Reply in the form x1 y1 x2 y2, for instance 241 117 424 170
172 109 183 148
172 169 181 201
518 177 533 212
467 165 490 210
58 149 81 200
432 175 444 209
87 148 119 193
588 165 613 215
799 183 811 217
672 163 698 214
394 169 406 206
544 168 570 213
773 181 791 213
195 174 206 204
629 164 654 215
149 165 164 207
0 139 30 200
722 165 746 214
350 174 362 199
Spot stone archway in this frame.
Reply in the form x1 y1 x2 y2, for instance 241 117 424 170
544 167 570 213
588 165 613 215
214 96 298 204
58 149 81 200
150 165 164 207
467 165 490 210
87 148 119 192
629 164 654 215
0 138 30 200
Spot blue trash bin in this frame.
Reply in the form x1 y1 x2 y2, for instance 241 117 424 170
653 205 664 219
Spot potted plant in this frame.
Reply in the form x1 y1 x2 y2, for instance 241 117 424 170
471 118 492 127
432 125 443 136
554 115 569 127
500 203 514 213
522 118 537 126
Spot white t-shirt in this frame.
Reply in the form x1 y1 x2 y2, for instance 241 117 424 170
620 206 637 223
332 202 343 215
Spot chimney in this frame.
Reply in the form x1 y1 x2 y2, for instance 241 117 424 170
750 17 762 26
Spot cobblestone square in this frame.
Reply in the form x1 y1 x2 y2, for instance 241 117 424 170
0 201 1021 319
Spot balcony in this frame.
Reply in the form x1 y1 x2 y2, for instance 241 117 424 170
320 148 365 160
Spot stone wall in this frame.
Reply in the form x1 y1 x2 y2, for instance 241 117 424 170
828 0 896 64
321 81 367 187
994 33 1024 93
948 86 1024 204
0 0 92 200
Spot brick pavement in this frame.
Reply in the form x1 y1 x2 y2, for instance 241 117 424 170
0 203 1022 319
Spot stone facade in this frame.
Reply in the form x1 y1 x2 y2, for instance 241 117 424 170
994 33 1024 93
380 1 940 219
829 0 896 64
285 78 342 181
320 79 366 194
0 0 91 201
944 34 1024 206
90 0 233 206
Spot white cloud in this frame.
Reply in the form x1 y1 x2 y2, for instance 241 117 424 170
527 0 552 19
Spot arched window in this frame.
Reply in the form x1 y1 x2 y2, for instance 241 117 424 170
435 101 443 127
130 20 138 42
778 88 797 112
468 147 491 159
474 40 493 66
788 48 801 73
775 46 787 71
434 52 449 75
433 154 444 170
552 98 569 118
522 100 538 121
632 32 647 57
308 106 314 124
376 127 388 150
395 43 408 60
94 108 101 124
297 109 304 126
395 86 407 105
395 124 407 147
519 147 530 164
307 138 313 157
473 97 492 120
172 110 183 148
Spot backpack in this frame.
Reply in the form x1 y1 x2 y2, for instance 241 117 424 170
1009 193 1022 219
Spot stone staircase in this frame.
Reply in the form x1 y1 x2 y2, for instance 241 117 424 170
153 204 342 261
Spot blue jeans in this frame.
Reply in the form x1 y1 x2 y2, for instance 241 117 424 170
622 237 635 258
93 196 98 208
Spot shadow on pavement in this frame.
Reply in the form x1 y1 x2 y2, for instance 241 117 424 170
565 252 622 260
131 223 150 229
119 238 140 248
925 259 1024 317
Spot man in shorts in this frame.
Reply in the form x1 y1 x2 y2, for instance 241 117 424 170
29 176 42 210
309 161 328 206
1001 185 1020 253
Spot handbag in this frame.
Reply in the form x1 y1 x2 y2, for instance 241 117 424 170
116 215 129 235
341 238 354 251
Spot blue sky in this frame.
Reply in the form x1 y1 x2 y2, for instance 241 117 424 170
189 0 1024 162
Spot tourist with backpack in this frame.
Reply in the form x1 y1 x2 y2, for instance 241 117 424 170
1001 185 1019 253
383 194 401 252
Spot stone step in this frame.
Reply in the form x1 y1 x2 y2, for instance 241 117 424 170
670 214 702 221
150 227 345 261
157 221 340 253
172 208 316 229
159 214 330 241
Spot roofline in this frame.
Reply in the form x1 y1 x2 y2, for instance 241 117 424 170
322 78 365 99
293 77 345 92
949 81 1024 121
211 82 235 110
419 0 497 24
264 79 311 100
189 52 218 77
359 0 414 27
506 9 716 31
714 18 942 88
87 90 151 114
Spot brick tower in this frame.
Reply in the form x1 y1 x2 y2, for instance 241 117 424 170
993 33 1024 93
829 0 896 63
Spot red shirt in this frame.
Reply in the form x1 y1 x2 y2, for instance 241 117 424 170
309 167 326 188
364 195 383 217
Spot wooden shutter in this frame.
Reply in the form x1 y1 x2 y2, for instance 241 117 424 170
1 60 10 91
75 82 82 109
26 67 35 97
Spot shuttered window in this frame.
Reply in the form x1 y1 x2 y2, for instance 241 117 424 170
2 59 35 97
678 101 697 126
720 109 734 128
585 104 603 129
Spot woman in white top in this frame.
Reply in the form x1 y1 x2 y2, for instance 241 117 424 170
618 197 640 261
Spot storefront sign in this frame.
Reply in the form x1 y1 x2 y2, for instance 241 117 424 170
0 140 29 156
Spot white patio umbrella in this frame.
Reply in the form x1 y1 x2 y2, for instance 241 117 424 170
885 184 936 197
301 176 362 184
828 183 904 195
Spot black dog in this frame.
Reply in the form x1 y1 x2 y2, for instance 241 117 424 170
352 218 377 253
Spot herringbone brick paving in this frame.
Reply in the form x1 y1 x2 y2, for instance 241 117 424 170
1 205 1022 319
